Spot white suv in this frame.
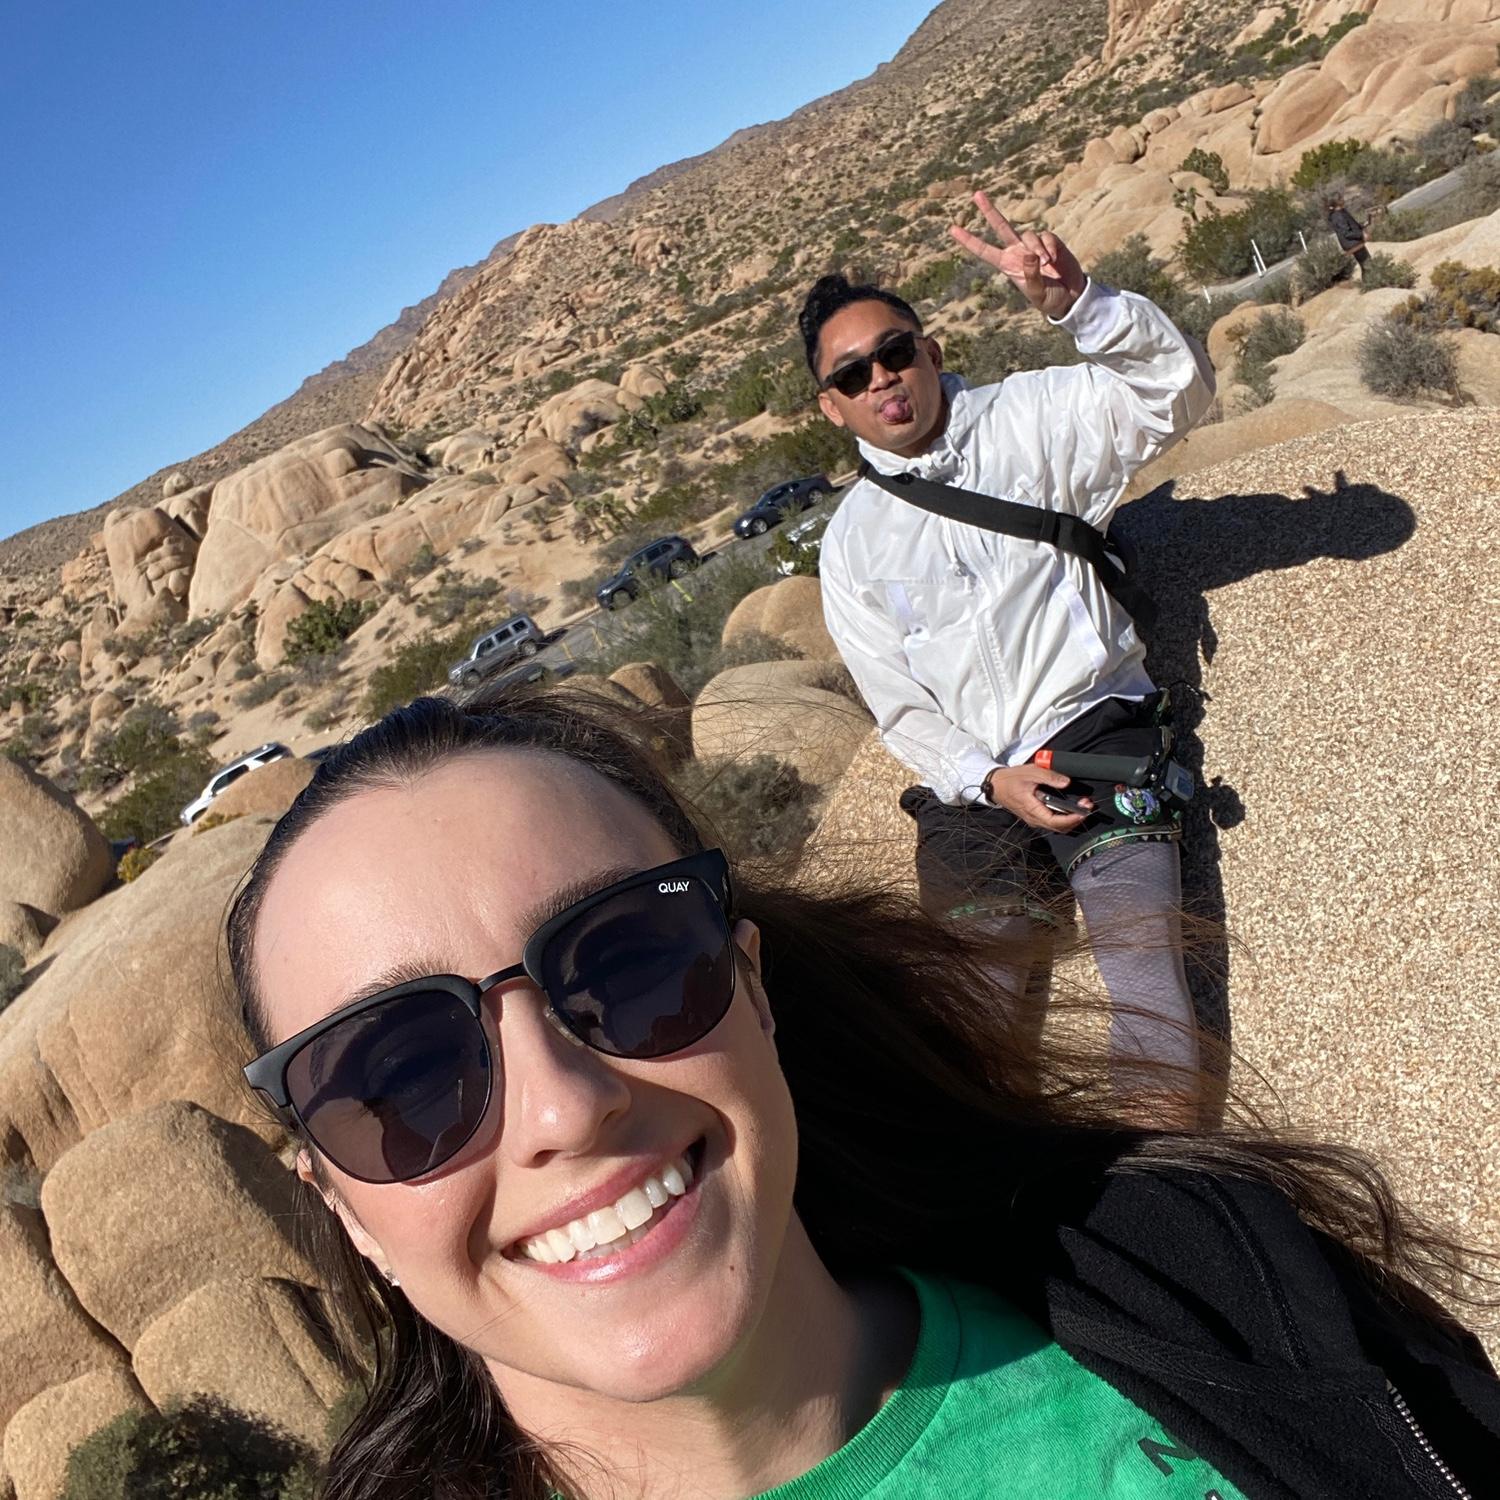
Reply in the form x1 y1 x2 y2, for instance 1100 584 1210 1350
179 742 292 826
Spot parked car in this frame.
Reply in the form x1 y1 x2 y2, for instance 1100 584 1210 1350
180 742 292 826
446 614 545 689
596 537 701 610
774 507 836 576
732 475 834 538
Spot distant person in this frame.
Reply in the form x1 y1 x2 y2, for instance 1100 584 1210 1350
1326 194 1371 279
802 193 1215 1119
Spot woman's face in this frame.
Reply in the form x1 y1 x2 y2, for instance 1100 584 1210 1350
252 749 800 1404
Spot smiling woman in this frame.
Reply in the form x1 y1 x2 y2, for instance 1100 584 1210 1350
223 686 1500 1500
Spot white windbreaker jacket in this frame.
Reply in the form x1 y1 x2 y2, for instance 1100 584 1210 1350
818 280 1215 805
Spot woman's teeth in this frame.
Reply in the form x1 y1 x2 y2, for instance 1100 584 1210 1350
518 1153 694 1265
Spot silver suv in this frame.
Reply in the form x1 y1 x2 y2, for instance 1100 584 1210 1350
447 615 544 689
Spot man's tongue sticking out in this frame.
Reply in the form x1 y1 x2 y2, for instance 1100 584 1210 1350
878 391 912 425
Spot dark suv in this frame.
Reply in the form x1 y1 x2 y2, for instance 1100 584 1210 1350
446 614 545 689
596 537 701 610
732 474 834 538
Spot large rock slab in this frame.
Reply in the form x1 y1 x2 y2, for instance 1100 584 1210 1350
721 575 840 662
3 1367 148 1500
0 815 277 1172
188 424 428 618
0 1203 124 1431
693 661 872 789
102 505 199 619
0 761 111 921
133 1277 347 1451
206 756 315 822
40 1100 311 1349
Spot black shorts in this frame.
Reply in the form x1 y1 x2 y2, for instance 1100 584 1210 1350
900 695 1182 920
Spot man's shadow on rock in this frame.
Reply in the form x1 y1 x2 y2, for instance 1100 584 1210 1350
1110 473 1416 1073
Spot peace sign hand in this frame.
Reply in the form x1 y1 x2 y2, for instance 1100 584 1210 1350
949 192 1087 321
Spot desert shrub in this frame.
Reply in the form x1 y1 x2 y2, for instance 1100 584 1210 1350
235 671 295 709
117 845 163 881
1293 237 1354 299
400 542 440 580
1358 317 1462 400
1254 272 1294 305
768 511 833 577
1292 139 1369 191
83 702 182 787
283 599 370 661
1232 309 1305 405
1407 260 1500 333
1179 148 1229 194
673 753 820 860
192 810 244 835
414 571 503 627
0 944 24 1013
1451 73 1500 136
1172 291 1242 344
576 556 794 698
713 344 813 424
590 383 706 457
362 632 462 720
1 678 52 714
60 1396 318 1500
942 320 1081 386
1180 188 1307 280
97 744 214 845
1089 235 1182 309
1359 254 1417 292
897 255 964 305
1415 119 1479 175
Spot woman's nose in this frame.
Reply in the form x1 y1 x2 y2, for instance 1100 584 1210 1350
494 987 632 1167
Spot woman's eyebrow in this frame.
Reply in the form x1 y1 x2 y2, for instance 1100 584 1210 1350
342 954 459 1006
512 864 643 938
336 862 649 1004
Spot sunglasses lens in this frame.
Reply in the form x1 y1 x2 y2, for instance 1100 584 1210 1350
881 331 918 372
829 359 873 398
827 331 919 397
286 989 491 1183
540 878 734 1059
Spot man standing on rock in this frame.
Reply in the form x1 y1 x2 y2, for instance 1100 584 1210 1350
802 193 1215 1116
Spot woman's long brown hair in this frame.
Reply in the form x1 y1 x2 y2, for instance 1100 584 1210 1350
223 685 1495 1500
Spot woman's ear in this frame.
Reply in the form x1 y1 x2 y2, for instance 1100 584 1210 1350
297 1148 394 1279
927 335 943 373
733 919 774 1039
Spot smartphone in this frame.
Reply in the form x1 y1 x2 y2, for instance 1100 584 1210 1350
1037 787 1091 816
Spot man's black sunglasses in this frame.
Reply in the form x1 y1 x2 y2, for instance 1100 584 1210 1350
243 850 734 1185
821 329 921 398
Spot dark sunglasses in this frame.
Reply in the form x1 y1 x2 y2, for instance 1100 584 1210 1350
243 850 734 1185
821 329 921 398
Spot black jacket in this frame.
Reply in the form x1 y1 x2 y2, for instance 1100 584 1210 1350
1018 1170 1498 1498
1328 208 1367 251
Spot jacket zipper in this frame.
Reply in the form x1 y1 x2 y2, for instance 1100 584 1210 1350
944 520 1009 724
1386 1379 1473 1499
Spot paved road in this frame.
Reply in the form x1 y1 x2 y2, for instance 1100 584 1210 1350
1199 164 1468 299
478 502 836 692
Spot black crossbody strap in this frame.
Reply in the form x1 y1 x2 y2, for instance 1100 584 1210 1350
857 460 1156 634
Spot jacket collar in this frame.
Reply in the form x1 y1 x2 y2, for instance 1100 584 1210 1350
856 373 974 480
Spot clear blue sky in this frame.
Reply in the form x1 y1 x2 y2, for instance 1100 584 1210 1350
0 0 931 542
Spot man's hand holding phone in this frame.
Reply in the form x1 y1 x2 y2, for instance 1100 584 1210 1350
982 763 1094 831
